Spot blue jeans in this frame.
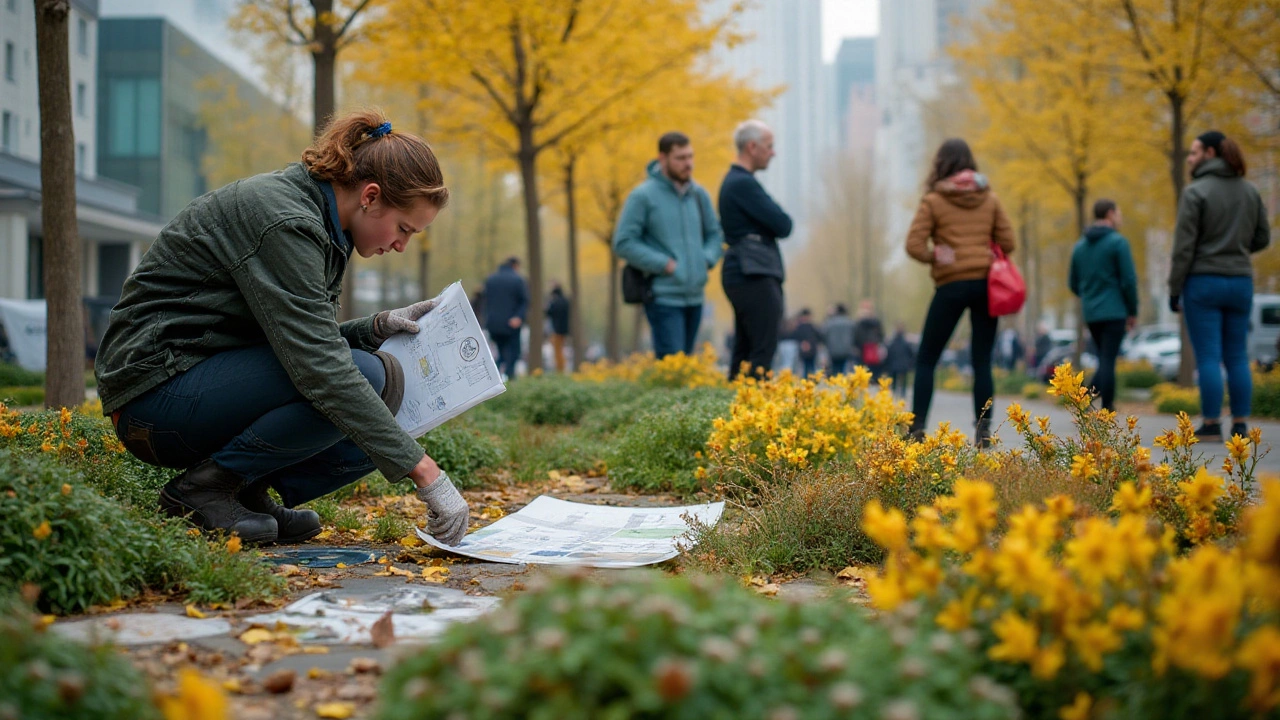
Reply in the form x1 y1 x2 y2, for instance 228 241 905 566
490 329 521 380
114 344 383 507
644 302 702 359
1183 274 1253 420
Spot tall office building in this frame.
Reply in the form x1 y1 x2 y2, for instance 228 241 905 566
834 37 876 151
704 0 833 240
875 0 988 246
0 0 160 302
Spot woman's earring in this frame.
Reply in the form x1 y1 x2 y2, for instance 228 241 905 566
361 204 368 211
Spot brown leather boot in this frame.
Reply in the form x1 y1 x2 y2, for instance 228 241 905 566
159 460 277 544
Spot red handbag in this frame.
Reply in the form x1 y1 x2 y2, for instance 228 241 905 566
987 243 1026 316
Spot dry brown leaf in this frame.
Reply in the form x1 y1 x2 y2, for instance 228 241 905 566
348 657 381 675
307 667 331 680
276 564 304 577
370 611 395 649
263 669 296 694
420 567 449 582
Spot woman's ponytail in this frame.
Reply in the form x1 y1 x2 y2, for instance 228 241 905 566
301 108 449 209
1219 137 1248 177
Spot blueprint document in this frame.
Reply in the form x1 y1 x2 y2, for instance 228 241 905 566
380 282 505 438
418 496 726 568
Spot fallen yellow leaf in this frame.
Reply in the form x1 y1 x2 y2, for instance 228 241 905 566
239 628 276 645
301 646 330 655
276 564 304 577
225 536 242 554
385 565 415 578
421 566 449 582
60 483 72 496
335 563 348 569
38 615 55 629
185 604 207 619
398 534 424 549
315 702 355 719
32 521 51 541
307 667 330 679
223 677 243 693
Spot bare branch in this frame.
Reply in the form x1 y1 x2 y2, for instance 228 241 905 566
335 0 374 39
284 0 312 43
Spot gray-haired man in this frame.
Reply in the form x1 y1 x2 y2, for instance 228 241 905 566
718 120 794 379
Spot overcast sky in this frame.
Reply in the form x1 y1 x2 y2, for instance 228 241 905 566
822 0 879 61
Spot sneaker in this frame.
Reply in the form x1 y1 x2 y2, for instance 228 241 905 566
1230 422 1248 439
1194 422 1223 441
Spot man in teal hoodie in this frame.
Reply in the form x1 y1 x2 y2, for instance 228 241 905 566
1068 199 1139 411
613 132 724 358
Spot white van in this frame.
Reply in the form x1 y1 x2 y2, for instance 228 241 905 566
1252 293 1280 365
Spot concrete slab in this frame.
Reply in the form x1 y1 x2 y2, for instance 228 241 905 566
53 613 233 646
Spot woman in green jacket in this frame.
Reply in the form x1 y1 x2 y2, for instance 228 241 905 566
95 110 469 546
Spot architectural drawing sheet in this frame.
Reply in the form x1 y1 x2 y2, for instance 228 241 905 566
417 496 726 568
380 282 505 438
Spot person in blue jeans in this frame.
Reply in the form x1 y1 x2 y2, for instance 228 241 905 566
1169 131 1272 440
613 132 724 358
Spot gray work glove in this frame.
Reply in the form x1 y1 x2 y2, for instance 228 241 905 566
416 470 469 546
373 299 439 342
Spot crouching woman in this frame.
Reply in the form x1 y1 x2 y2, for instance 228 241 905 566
94 110 469 546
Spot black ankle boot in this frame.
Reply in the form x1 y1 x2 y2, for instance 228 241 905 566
1230 422 1248 439
906 420 925 442
237 482 321 544
975 418 993 449
1195 422 1223 441
159 460 277 544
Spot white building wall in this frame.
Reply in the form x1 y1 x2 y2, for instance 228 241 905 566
0 213 29 299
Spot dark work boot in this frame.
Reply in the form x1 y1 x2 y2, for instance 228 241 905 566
238 482 322 544
159 460 278 544
1195 421 1223 442
975 418 993 450
1230 422 1248 440
906 420 926 443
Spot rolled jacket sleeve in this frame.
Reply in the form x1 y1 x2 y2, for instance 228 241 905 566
229 222 424 480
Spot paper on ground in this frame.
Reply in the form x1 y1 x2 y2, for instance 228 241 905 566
379 281 505 438
418 495 725 568
249 586 499 644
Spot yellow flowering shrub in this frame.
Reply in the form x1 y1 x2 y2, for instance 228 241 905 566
576 345 725 390
864 478 1280 718
702 369 915 490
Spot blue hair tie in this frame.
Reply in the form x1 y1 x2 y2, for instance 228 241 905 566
369 121 392 138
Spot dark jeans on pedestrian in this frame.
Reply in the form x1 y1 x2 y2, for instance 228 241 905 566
724 277 784 380
829 356 850 375
113 344 384 508
912 279 998 428
1087 319 1128 411
644 301 702 359
1183 274 1253 420
801 357 817 378
490 329 522 380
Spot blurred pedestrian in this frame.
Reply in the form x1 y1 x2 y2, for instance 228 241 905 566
884 324 915 397
1069 199 1138 412
853 300 886 377
613 132 724 359
484 256 528 381
719 120 794 379
905 139 1016 447
1033 323 1052 370
1169 130 1271 440
996 327 1023 371
791 309 822 378
823 303 856 375
546 282 571 373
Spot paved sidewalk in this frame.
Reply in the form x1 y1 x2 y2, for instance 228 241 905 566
925 390 1280 475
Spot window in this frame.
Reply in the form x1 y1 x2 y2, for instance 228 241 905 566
1262 307 1280 326
76 82 86 117
1 111 12 153
77 17 88 57
75 143 85 174
107 78 161 157
4 42 13 82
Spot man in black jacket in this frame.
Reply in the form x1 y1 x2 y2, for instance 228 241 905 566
484 257 529 381
719 119 794 380
546 282 571 373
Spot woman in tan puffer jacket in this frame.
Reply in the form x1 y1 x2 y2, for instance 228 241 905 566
905 138 1016 447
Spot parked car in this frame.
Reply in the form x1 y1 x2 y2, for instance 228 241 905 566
1035 341 1098 383
1129 336 1182 380
1122 323 1180 359
1251 294 1280 366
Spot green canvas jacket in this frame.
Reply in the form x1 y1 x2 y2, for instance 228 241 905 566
95 163 425 480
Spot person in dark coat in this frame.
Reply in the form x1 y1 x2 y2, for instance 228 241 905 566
719 119 794 380
822 304 856 375
546 283 571 373
852 300 886 377
1069 199 1138 412
884 323 915 397
790 308 823 378
484 257 529 381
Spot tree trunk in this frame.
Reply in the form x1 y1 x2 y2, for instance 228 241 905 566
1169 91 1195 387
1073 185 1087 367
35 0 84 409
516 136 544 373
310 0 337 138
564 158 586 370
606 239 620 361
